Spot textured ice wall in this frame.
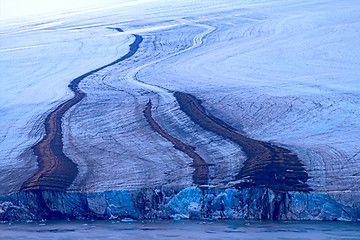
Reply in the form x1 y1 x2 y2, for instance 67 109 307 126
1 187 359 222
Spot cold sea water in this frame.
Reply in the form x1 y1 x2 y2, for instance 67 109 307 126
0 220 359 240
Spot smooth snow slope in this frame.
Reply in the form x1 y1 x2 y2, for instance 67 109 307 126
0 0 359 208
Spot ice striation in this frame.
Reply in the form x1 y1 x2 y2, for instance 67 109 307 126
1 0 360 221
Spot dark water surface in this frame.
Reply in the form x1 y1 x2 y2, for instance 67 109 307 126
1 220 359 239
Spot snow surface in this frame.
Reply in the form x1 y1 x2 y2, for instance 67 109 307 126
0 0 359 208
0 4 132 193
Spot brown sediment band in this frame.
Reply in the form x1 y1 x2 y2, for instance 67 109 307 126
143 100 209 185
20 93 83 192
174 92 311 192
21 30 143 191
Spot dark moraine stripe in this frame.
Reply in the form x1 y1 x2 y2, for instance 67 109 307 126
143 100 209 185
174 92 311 192
21 29 143 191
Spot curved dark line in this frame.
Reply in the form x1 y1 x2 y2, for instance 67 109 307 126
174 92 311 192
143 100 209 186
21 29 143 192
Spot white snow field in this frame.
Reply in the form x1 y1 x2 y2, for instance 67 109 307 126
1 0 359 207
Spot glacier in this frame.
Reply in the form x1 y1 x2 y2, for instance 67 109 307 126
1 0 360 221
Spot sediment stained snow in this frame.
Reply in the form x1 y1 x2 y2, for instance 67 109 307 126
135 0 360 204
0 9 131 194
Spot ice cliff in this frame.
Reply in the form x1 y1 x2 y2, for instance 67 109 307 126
1 187 359 222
